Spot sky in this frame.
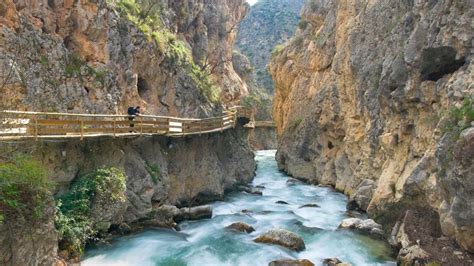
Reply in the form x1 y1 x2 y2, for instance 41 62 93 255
246 0 258 5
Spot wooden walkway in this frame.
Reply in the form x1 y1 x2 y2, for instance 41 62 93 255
0 107 274 141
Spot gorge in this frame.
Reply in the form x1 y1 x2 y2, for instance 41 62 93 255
0 0 473 265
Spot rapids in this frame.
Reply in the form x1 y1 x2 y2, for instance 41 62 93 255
83 150 395 266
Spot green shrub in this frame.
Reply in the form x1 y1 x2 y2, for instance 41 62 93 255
55 167 126 255
0 155 53 225
145 162 161 183
64 54 84 77
39 55 49 66
116 0 140 15
272 44 285 57
190 64 221 103
63 53 107 84
442 97 474 134
450 97 474 130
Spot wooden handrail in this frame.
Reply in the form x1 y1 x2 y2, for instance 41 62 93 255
0 106 258 141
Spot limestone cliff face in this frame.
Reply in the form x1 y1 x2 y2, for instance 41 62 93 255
0 0 255 264
0 0 249 115
236 0 304 92
270 0 473 255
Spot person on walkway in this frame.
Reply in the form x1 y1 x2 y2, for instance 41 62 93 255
128 106 141 132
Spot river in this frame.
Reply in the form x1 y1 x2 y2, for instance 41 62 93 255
83 150 395 266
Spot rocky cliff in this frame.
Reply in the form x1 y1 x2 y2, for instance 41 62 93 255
0 0 255 264
0 0 249 115
236 0 304 92
270 0 473 261
233 0 304 150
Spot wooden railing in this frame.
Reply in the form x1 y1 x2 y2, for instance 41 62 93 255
254 121 276 128
0 107 253 141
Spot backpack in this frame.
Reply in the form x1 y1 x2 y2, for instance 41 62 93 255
127 107 134 115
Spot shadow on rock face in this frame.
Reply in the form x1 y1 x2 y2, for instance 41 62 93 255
420 46 466 81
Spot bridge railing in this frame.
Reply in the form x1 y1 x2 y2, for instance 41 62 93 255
0 107 252 141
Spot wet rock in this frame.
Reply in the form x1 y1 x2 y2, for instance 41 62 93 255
345 210 364 218
269 258 314 266
397 245 434 265
322 258 350 266
242 209 275 216
276 200 289 205
154 205 181 219
294 221 323 234
238 185 263 195
299 203 320 208
256 185 266 189
346 200 360 211
226 222 255 233
179 205 213 221
322 258 341 265
254 229 306 251
338 218 384 238
242 209 253 215
287 178 303 185
117 223 132 235
347 179 375 211
250 190 263 196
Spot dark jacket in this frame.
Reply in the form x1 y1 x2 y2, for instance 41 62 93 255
127 107 140 116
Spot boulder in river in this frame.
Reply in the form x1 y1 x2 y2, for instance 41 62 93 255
238 185 263 195
226 222 255 233
286 178 303 185
338 218 384 238
254 229 305 251
269 258 314 266
299 203 320 208
294 221 323 234
322 258 351 266
178 205 213 221
276 200 289 205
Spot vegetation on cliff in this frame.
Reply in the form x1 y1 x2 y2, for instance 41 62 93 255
0 155 53 225
444 97 474 133
111 0 220 103
55 167 126 256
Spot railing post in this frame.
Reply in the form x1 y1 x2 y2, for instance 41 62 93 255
34 117 38 141
113 117 116 138
140 116 143 135
199 120 202 135
233 111 237 128
80 119 84 140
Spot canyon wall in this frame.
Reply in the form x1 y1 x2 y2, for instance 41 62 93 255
270 0 473 258
0 0 256 264
0 0 249 115
236 0 304 92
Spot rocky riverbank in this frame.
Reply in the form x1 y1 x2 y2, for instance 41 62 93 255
270 0 473 264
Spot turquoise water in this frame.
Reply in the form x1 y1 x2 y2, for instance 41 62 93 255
83 150 395 266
